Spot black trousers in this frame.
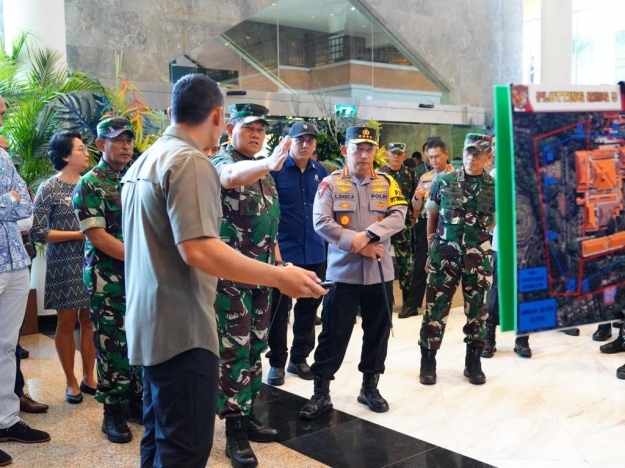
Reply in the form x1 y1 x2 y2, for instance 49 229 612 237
141 348 219 468
311 281 393 380
267 262 325 368
486 252 500 327
404 217 429 309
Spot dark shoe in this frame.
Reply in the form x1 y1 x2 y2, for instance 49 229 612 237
245 413 279 443
357 373 389 413
419 346 437 385
225 417 258 468
482 324 497 358
123 399 144 425
315 315 322 326
79 381 97 395
561 328 580 336
464 345 486 385
592 324 612 342
600 335 625 354
19 395 49 414
19 348 29 360
398 305 418 319
267 367 285 386
617 364 625 380
287 361 313 380
0 421 50 443
65 389 83 405
101 404 132 444
514 337 532 358
612 321 623 329
0 449 11 466
299 376 333 420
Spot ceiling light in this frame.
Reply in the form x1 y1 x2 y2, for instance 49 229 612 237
330 13 334 16
351 7 356 10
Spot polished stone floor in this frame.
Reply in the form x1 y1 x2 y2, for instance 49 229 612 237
5 302 625 468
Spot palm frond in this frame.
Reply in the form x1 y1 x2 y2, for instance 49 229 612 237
55 92 109 144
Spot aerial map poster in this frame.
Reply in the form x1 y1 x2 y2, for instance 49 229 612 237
494 83 625 334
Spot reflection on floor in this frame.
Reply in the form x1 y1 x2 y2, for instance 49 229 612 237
7 307 625 468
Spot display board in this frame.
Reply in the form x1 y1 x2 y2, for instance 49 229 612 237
494 84 625 333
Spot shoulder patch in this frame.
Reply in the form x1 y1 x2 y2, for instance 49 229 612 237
386 175 408 208
317 181 329 198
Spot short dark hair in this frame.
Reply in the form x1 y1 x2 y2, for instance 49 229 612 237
48 131 82 171
411 151 422 160
171 74 224 126
425 139 447 153
422 142 428 152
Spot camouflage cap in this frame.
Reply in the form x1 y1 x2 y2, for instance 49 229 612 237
464 133 492 153
387 142 406 153
345 126 378 146
97 117 134 139
228 103 269 125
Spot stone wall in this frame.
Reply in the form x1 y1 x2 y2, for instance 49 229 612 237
62 0 521 108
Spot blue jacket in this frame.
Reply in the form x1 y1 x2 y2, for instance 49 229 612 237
271 155 328 265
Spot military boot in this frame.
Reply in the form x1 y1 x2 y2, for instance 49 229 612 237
225 417 258 468
419 346 437 385
513 336 532 358
123 396 144 425
617 364 625 380
600 335 625 354
464 345 486 385
592 323 612 342
102 403 132 444
299 375 332 420
357 373 389 413
245 410 279 443
482 324 497 358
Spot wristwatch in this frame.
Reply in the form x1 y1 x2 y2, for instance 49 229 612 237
365 230 380 242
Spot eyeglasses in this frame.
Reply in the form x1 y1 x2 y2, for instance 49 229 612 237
74 146 88 154
464 150 486 158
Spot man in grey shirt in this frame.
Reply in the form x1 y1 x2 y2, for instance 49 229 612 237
122 74 326 468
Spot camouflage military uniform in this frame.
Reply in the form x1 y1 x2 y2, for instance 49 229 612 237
211 145 280 419
377 164 415 294
419 168 495 350
73 159 142 405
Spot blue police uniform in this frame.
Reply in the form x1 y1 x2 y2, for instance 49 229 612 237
266 155 329 371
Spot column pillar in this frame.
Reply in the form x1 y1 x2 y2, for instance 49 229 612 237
540 0 572 84
4 0 67 64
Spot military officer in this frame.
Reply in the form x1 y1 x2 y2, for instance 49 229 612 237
401 139 453 318
72 117 142 444
378 142 416 314
418 133 495 386
211 103 287 468
299 126 408 421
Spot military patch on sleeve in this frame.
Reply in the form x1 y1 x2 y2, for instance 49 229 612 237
386 176 408 207
339 214 351 226
317 181 329 198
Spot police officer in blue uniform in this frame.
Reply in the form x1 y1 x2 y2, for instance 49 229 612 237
299 126 408 420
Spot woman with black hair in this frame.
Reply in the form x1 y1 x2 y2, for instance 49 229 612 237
30 131 96 404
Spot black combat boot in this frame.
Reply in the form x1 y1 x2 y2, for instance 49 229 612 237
419 346 437 385
102 403 132 444
482 324 497 358
299 375 332 420
464 345 486 385
617 364 625 380
245 410 279 443
123 396 144 425
592 324 612 342
600 335 625 354
225 417 258 468
357 373 389 413
513 335 532 358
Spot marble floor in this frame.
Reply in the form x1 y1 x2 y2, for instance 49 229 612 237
6 301 625 468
